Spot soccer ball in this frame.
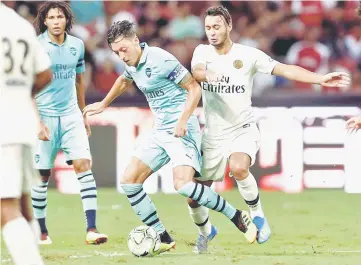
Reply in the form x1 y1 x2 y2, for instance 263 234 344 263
127 225 161 257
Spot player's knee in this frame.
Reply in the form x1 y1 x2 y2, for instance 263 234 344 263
229 163 249 180
1 199 21 227
120 172 140 184
39 169 51 182
187 197 200 208
72 159 91 174
173 178 189 192
120 165 149 185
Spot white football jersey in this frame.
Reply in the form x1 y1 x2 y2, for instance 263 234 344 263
191 43 278 138
0 5 51 146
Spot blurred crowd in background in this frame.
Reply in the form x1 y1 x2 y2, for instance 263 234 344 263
7 0 361 96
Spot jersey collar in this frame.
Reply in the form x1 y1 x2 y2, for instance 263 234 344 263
137 42 149 67
43 30 68 46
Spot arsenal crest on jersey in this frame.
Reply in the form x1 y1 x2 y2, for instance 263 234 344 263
145 67 152 77
70 47 77 56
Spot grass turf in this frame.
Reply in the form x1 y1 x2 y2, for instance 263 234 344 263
1 189 360 265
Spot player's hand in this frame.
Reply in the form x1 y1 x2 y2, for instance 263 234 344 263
83 101 106 117
84 116 91 137
38 121 51 141
320 72 351 88
174 120 187 138
346 116 361 132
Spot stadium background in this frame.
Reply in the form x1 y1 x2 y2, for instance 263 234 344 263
1 1 361 265
5 0 361 194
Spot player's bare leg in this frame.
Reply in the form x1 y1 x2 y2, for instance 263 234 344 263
229 152 271 244
174 166 257 245
1 197 44 265
72 159 108 245
187 180 218 254
120 157 175 254
31 170 52 244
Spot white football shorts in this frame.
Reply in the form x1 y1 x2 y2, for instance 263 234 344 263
1 144 41 199
198 123 261 182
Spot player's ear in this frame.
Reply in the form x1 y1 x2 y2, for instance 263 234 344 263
228 22 232 32
134 35 139 45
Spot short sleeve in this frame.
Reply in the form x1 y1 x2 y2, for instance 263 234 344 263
191 44 207 69
157 49 188 84
31 29 51 74
76 40 86 74
254 48 279 74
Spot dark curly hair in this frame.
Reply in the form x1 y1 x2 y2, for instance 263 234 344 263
107 20 136 48
33 1 74 35
204 6 232 26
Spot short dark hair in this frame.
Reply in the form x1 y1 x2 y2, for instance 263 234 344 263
34 1 74 35
107 21 136 47
204 6 232 26
357 1 361 16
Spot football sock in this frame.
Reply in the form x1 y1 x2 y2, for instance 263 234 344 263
3 217 44 265
31 180 49 234
121 183 166 234
28 219 40 242
178 182 236 220
77 170 98 231
236 172 264 218
188 205 212 236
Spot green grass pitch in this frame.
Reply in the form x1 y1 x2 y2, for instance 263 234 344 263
1 189 360 265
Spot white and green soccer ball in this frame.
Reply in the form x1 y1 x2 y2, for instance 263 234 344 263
127 225 161 257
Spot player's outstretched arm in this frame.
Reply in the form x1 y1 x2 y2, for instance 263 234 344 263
174 73 202 137
83 75 133 116
272 63 351 88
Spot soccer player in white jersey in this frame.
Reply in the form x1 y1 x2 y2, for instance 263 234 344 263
189 6 351 253
31 1 107 245
0 4 52 265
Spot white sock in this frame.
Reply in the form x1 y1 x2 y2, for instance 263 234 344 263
3 217 44 265
236 172 264 218
29 219 40 242
188 205 212 236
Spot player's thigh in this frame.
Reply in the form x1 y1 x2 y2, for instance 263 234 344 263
199 138 228 182
159 132 202 185
124 133 169 184
1 144 24 200
60 111 91 163
35 115 60 169
228 123 261 169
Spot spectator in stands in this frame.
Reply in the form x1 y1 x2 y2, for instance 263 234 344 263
168 1 204 40
285 27 331 91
